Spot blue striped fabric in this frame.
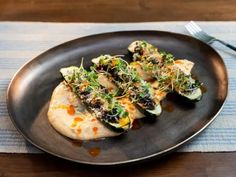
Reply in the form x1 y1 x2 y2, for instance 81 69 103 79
0 22 235 153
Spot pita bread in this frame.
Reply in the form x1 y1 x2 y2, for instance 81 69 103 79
48 82 121 140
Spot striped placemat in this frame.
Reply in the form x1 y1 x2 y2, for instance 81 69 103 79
0 22 235 153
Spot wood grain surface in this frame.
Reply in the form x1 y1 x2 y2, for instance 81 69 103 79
0 153 236 177
0 0 236 22
1 0 236 176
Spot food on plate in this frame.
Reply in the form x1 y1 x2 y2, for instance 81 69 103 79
92 55 162 117
47 82 121 140
60 65 131 132
48 40 203 141
128 40 202 101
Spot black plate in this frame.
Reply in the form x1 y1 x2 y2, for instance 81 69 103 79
7 31 228 165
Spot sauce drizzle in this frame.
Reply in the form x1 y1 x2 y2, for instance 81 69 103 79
74 117 83 122
163 103 175 112
71 140 83 147
88 147 101 157
93 127 98 134
200 85 207 93
76 128 82 134
67 105 75 115
131 120 142 130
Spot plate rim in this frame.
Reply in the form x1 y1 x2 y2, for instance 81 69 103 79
6 30 228 165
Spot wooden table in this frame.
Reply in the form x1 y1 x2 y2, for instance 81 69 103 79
1 0 236 176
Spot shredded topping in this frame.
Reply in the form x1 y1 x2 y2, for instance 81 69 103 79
92 55 157 110
60 63 131 131
130 40 201 95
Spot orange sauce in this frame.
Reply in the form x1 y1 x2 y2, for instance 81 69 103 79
120 98 129 104
111 60 116 66
71 140 83 147
175 60 183 64
200 85 207 93
163 103 175 112
91 118 97 122
154 91 166 98
71 117 83 128
74 117 83 122
128 105 135 111
88 147 101 157
108 87 114 92
131 120 142 130
76 128 82 135
93 127 98 134
67 105 75 115
192 74 198 80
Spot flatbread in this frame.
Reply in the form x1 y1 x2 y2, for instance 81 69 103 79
48 82 120 140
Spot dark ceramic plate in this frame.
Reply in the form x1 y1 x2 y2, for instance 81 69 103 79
7 31 228 165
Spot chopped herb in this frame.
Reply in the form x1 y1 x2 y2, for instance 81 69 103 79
93 55 157 110
159 51 174 64
60 64 131 131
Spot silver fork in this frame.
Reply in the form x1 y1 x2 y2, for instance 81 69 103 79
185 21 236 52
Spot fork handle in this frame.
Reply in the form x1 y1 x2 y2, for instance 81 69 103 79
216 39 236 52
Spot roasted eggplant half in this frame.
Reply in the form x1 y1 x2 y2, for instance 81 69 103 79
128 40 160 61
92 55 162 117
173 75 202 101
128 40 203 101
60 66 131 132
